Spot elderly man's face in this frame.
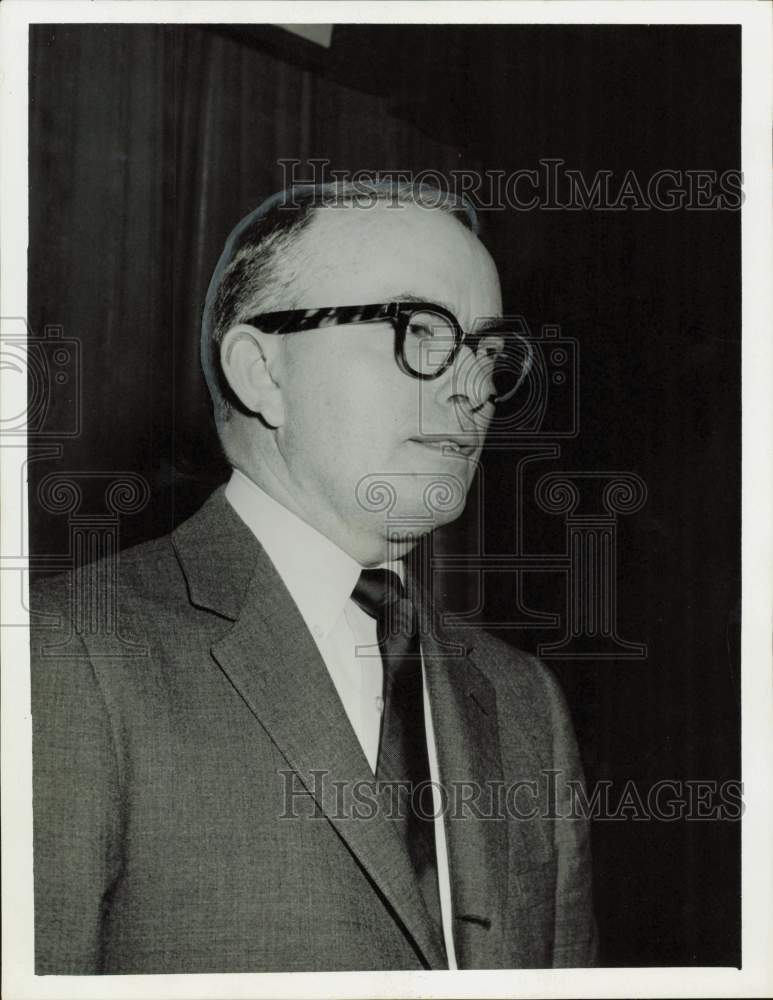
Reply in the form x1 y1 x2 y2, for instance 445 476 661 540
267 202 503 563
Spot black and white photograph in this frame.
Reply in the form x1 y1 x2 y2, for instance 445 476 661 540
1 2 771 998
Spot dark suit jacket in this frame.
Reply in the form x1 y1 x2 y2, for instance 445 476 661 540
31 486 597 974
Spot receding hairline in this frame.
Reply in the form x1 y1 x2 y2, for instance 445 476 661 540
275 198 492 305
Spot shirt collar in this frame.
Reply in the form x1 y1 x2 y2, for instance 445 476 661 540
224 469 401 639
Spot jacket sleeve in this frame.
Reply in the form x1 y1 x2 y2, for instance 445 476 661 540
30 585 123 974
537 659 600 967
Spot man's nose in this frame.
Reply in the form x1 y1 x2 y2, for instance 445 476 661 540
444 342 495 407
432 343 495 427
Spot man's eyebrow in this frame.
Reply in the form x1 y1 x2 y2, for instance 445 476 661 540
390 292 504 331
391 291 456 312
474 316 506 332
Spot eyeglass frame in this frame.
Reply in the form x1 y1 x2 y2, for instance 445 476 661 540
239 301 514 384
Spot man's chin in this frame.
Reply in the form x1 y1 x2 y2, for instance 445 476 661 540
381 497 468 538
355 468 471 521
349 468 472 561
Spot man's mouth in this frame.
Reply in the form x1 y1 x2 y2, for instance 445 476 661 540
409 436 479 458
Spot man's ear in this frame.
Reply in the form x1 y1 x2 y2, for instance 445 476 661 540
219 324 286 428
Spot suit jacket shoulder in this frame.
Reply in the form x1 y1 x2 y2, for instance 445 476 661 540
30 488 598 972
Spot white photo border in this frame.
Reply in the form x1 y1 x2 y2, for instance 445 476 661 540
2 2 771 998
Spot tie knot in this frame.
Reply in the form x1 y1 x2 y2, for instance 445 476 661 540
351 568 406 621
352 568 419 666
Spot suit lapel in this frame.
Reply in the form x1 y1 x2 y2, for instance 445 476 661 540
411 579 509 970
172 491 447 970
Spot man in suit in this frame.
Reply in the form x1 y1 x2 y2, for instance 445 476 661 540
31 182 597 973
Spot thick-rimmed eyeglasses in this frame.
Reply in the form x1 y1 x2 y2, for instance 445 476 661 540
242 301 527 399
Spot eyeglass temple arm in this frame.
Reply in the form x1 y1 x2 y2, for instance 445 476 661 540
243 302 403 335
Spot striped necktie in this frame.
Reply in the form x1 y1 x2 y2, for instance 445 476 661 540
351 568 443 933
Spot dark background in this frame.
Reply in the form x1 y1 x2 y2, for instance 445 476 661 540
28 24 741 966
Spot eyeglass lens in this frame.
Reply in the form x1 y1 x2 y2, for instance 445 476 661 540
402 308 529 404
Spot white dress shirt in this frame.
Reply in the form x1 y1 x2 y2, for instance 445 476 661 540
225 469 458 968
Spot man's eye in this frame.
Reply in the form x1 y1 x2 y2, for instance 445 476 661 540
407 310 456 342
407 322 435 340
476 333 507 359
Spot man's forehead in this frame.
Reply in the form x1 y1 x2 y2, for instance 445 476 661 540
306 198 466 248
296 202 501 319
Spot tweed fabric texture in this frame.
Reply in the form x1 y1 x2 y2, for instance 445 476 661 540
31 487 598 973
